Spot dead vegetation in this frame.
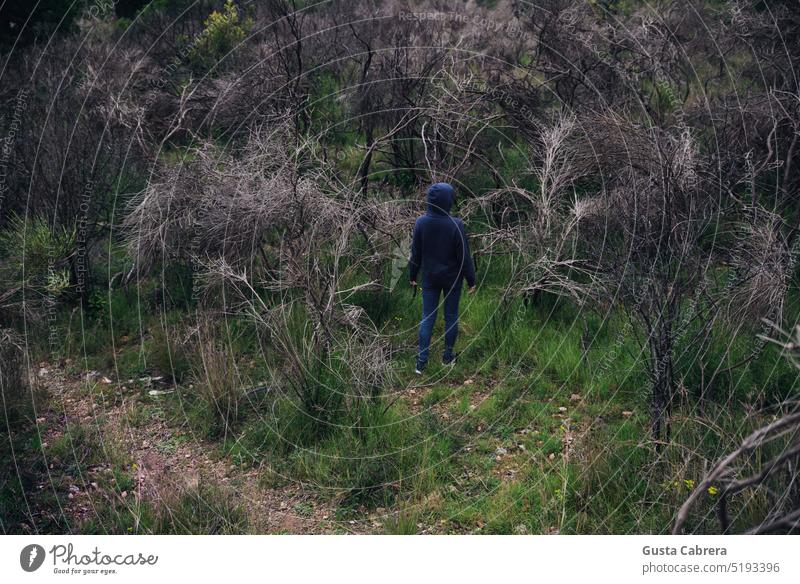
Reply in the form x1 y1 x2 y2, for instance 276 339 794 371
2 0 800 534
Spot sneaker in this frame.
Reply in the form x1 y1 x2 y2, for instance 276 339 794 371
414 368 423 375
443 352 457 366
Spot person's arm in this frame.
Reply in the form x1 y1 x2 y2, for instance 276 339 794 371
408 219 422 285
457 219 476 289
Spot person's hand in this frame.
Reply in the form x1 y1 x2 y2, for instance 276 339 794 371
468 285 476 294
410 280 417 287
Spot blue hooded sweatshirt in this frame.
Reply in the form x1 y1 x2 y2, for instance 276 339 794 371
408 183 476 288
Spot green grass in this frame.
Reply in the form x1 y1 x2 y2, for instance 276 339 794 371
6 231 800 534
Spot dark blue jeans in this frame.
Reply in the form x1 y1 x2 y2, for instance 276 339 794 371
417 281 462 369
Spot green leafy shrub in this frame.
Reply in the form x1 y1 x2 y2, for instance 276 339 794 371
188 0 251 72
0 215 76 322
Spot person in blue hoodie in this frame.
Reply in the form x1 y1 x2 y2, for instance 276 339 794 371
408 182 476 373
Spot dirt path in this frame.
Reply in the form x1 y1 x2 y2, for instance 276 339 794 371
35 363 377 534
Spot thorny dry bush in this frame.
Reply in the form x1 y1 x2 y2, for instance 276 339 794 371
465 109 794 442
125 123 414 427
125 122 299 272
0 37 144 280
464 112 600 308
563 113 792 441
726 206 793 325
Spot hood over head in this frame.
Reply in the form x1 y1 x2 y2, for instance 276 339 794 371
426 182 454 215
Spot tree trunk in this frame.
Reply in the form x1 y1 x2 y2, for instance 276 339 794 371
650 311 674 445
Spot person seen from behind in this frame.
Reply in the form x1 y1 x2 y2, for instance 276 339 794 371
408 182 476 374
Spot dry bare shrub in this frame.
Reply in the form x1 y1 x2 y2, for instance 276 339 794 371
465 112 600 305
553 105 796 442
72 40 154 149
579 117 718 441
135 67 290 149
480 111 719 441
197 198 401 425
0 37 145 236
725 206 792 325
127 119 411 426
415 63 505 185
195 194 407 429
124 121 305 274
198 262 396 435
